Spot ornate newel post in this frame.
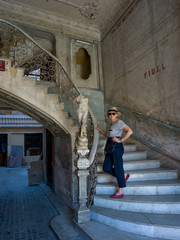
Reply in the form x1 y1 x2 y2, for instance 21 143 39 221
74 95 90 223
74 143 90 223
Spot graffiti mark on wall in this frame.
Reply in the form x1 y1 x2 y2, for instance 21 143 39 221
0 60 5 71
144 64 166 79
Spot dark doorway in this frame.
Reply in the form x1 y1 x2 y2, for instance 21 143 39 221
24 133 42 156
46 129 54 189
0 134 8 166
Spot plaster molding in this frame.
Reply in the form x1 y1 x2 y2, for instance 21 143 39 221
79 0 101 19
100 0 134 39
0 1 100 41
0 0 136 41
0 0 135 41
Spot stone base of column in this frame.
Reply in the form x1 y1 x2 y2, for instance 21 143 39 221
74 207 90 223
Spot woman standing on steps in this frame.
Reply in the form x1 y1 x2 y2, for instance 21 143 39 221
96 107 133 198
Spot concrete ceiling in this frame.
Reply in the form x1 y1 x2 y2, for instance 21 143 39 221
0 0 133 40
4 0 121 26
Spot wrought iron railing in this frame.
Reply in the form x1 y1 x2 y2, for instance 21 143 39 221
0 18 99 206
87 107 99 206
0 20 80 101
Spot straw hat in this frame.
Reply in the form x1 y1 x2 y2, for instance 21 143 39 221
105 107 121 117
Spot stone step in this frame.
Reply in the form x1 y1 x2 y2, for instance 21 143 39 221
97 169 178 183
66 117 74 126
47 86 59 95
23 76 37 86
36 80 57 87
94 194 180 214
97 159 160 172
62 110 69 119
17 67 25 77
70 125 79 132
98 138 106 147
96 179 180 195
97 144 137 154
75 219 160 240
98 135 134 143
97 151 147 163
90 206 180 239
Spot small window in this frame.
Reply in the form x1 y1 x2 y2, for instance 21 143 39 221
76 48 91 79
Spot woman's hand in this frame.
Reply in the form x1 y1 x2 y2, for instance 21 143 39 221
96 125 101 131
96 125 108 138
112 137 121 143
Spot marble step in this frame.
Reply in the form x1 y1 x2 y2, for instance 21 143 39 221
75 219 161 240
98 137 106 146
97 151 147 163
94 194 180 214
97 159 160 172
36 80 57 87
96 179 180 195
90 206 180 239
97 169 178 183
97 144 137 154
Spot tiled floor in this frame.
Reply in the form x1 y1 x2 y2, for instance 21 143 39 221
0 167 58 240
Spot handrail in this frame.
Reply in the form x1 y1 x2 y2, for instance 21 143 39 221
133 135 180 162
115 104 180 131
88 106 99 165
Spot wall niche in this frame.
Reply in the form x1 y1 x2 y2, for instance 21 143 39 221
76 48 91 80
71 39 99 89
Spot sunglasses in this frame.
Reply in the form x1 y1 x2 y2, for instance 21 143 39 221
108 113 116 116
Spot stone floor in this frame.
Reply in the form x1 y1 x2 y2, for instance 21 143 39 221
0 167 58 240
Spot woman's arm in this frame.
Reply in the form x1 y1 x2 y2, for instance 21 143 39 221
112 126 133 143
96 125 108 138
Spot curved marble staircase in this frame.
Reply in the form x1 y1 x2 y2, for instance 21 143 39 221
0 58 79 140
90 136 180 240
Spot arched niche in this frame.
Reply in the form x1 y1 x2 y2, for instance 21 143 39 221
71 40 99 89
76 48 91 80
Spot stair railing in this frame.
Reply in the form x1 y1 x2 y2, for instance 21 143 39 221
87 107 99 206
0 18 99 211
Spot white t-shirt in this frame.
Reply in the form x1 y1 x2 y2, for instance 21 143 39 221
108 120 127 138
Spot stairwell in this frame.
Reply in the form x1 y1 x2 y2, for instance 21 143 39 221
90 136 180 240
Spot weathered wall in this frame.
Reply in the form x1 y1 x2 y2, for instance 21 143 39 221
79 89 105 129
55 34 71 74
54 134 75 208
102 0 180 162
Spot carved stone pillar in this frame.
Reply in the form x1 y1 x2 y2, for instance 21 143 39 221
74 140 90 223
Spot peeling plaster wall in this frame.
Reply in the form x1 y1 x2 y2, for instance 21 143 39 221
102 0 180 164
79 89 105 129
55 34 71 74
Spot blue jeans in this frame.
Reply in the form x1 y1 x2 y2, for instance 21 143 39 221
103 138 126 188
